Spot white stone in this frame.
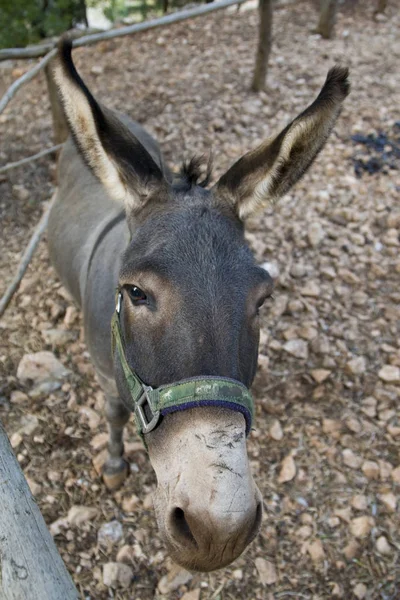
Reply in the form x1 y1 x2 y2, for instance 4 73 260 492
98 521 123 546
308 221 325 247
350 516 375 539
67 505 98 526
376 536 392 556
283 339 308 359
103 562 133 589
255 557 277 585
278 455 296 483
346 357 366 376
17 351 71 384
342 449 363 469
378 365 400 383
269 419 283 441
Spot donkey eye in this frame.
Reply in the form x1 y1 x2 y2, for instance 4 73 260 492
126 285 147 305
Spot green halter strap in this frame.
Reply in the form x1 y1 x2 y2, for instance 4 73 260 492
111 292 254 442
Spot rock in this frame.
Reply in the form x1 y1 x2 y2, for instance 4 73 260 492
346 357 366 376
181 591 201 600
376 536 392 556
351 495 368 511
103 562 133 589
378 365 400 383
310 369 331 384
17 351 71 385
391 466 400 484
67 505 98 526
158 564 192 594
26 477 42 496
98 521 123 546
13 184 29 201
278 455 296 483
10 390 28 404
298 325 318 340
255 557 277 585
90 432 108 451
311 335 331 356
232 569 243 580
42 329 76 347
122 495 140 512
334 507 352 523
343 539 360 560
50 517 68 536
322 419 341 434
378 492 397 513
350 516 375 539
29 380 61 398
361 460 379 480
116 545 135 564
79 406 101 430
93 448 108 475
353 583 367 599
307 539 325 563
361 396 377 418
10 432 22 448
91 64 104 75
290 263 307 278
269 419 283 441
64 306 78 326
308 221 325 247
17 414 39 436
283 339 308 359
342 449 363 469
296 525 312 540
300 282 320 297
345 416 362 433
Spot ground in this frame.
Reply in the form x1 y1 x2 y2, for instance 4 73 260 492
0 1 400 599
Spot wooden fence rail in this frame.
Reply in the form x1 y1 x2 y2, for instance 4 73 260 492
0 0 248 62
0 0 247 116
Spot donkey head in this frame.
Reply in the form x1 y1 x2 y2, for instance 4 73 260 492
54 40 349 571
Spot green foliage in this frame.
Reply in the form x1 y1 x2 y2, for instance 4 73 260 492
0 0 87 49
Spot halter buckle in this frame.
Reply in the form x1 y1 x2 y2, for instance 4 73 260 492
135 385 160 434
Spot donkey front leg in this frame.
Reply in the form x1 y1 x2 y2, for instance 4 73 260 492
103 394 130 490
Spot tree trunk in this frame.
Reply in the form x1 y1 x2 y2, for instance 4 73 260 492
45 64 69 145
0 421 78 599
315 0 338 39
251 0 273 92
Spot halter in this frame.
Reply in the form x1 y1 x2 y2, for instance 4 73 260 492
111 291 254 443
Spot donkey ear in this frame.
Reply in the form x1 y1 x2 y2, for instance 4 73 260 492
53 38 167 212
215 66 350 220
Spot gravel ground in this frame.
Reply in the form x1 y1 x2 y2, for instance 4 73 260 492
0 1 399 599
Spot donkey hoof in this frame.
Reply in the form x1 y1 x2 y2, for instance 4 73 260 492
102 458 130 491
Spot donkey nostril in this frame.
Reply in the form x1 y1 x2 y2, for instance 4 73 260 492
170 507 198 548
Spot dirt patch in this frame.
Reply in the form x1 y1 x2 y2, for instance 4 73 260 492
1 2 399 599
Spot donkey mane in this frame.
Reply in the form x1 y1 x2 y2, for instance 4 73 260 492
176 155 213 191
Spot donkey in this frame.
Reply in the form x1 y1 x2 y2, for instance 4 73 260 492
49 38 349 572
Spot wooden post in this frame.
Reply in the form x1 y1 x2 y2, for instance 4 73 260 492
315 0 338 39
0 421 79 600
251 0 273 92
45 63 69 145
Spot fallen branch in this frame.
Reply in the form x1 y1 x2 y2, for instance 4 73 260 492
0 48 57 115
0 192 56 318
0 144 63 174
